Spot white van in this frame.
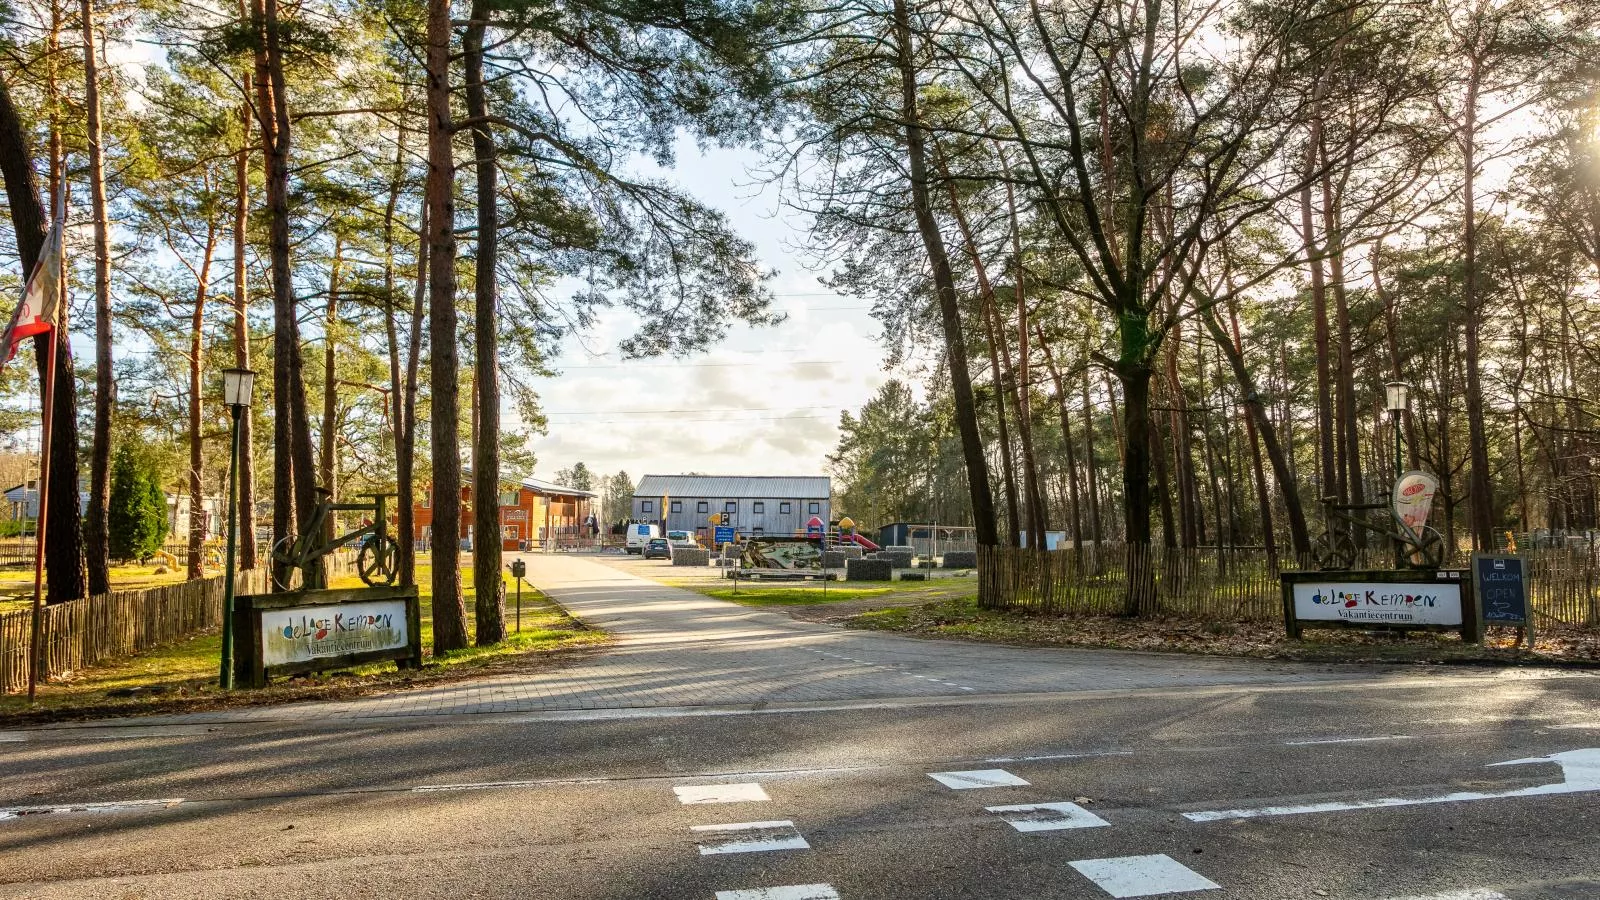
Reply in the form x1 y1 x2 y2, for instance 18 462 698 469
626 523 660 554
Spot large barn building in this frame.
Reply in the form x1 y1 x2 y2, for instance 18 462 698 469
632 475 831 543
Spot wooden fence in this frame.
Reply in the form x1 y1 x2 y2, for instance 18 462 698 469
0 553 356 694
977 543 1600 628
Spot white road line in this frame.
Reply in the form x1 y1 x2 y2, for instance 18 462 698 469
928 769 1030 790
714 885 840 900
1382 883 1504 890
693 820 809 855
0 734 25 742
1069 854 1221 897
0 798 184 821
675 783 769 805
1185 748 1600 822
986 801 1110 832
986 750 1134 763
1550 723 1600 730
1285 735 1416 746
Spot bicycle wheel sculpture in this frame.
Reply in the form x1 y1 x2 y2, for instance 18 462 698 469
357 535 401 586
1310 531 1357 570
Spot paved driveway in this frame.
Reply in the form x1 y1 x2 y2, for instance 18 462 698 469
142 552 1360 723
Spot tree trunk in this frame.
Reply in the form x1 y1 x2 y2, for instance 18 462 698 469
1460 59 1494 551
1005 177 1047 545
320 236 342 542
82 0 112 595
383 118 418 587
1320 143 1364 544
465 2 506 645
188 226 217 581
0 75 84 604
397 189 427 588
233 94 257 569
1200 307 1311 555
1301 143 1338 506
1119 362 1156 613
1082 364 1103 544
257 0 318 584
891 0 997 559
1038 335 1082 550
426 0 469 651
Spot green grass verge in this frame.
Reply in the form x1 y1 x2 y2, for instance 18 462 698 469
1 562 607 722
700 585 898 607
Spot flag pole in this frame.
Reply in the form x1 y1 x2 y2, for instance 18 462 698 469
27 328 56 702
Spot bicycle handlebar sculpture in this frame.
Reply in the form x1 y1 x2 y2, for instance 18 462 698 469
271 488 401 591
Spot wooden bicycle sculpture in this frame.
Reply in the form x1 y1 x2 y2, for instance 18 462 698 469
271 488 400 591
1310 492 1445 571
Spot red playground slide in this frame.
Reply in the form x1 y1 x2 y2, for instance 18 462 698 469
839 532 880 551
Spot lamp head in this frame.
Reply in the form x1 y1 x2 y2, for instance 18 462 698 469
1384 380 1410 413
222 368 256 409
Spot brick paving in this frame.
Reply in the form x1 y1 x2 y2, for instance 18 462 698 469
151 553 1360 723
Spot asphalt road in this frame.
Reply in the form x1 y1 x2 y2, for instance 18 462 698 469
1 553 1598 899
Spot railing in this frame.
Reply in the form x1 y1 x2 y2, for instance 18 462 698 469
977 543 1600 627
0 552 356 694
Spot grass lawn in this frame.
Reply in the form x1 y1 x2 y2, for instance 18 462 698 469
0 563 607 724
0 562 190 614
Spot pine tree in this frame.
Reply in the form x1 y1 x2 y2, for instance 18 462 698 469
109 444 168 562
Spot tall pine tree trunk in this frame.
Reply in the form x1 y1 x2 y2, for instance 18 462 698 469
465 2 506 645
233 94 257 569
188 226 217 580
82 0 112 595
0 75 84 604
1460 59 1494 551
891 0 997 560
426 0 469 650
320 236 342 542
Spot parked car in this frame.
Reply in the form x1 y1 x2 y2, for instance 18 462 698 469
666 529 698 547
643 537 671 560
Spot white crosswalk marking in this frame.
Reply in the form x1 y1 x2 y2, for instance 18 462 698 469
985 801 1110 832
693 820 809 855
1069 854 1221 897
927 769 1030 789
675 783 770 805
1381 892 1508 900
714 885 841 900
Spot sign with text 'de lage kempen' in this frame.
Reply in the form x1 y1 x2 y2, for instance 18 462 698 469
1291 580 1464 627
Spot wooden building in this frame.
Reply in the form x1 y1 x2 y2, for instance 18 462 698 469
413 475 597 551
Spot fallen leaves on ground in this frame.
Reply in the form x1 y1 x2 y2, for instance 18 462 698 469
845 597 1600 666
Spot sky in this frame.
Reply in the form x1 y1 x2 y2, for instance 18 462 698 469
524 140 915 486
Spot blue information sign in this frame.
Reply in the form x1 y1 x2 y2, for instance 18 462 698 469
714 525 735 545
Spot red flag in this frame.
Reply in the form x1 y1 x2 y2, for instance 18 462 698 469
0 208 65 367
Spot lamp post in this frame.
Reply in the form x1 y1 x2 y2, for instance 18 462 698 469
1385 380 1411 569
219 367 255 689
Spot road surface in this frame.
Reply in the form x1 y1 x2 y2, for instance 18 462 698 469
1 552 1596 899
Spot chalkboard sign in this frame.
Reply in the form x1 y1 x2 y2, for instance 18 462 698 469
1473 553 1528 627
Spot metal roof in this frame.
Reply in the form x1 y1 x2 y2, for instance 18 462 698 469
635 475 831 499
519 476 597 498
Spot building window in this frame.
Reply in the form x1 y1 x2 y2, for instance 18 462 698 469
725 501 737 513
753 527 765 535
642 500 653 514
779 501 792 514
500 490 518 506
752 501 765 514
505 525 519 540
697 501 709 514
809 501 820 515
671 500 682 513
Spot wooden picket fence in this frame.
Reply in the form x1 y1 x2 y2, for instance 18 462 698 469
977 543 1600 627
0 553 356 694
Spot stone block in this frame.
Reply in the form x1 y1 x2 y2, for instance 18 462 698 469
671 548 710 567
821 551 847 569
846 558 893 581
899 571 927 582
942 550 977 569
879 550 914 569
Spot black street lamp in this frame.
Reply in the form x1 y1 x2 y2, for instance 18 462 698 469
219 367 255 689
